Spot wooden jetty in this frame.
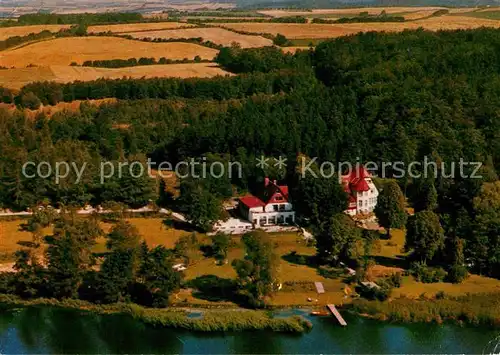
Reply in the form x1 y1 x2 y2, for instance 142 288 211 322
326 304 347 326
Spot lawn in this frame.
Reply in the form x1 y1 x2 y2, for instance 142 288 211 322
3 216 500 306
375 228 407 259
181 232 349 306
0 217 190 260
370 228 500 298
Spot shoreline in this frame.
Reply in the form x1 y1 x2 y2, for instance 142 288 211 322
350 293 500 328
1 293 499 331
0 295 313 333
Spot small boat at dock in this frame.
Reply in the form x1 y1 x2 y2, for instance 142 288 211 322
310 310 330 316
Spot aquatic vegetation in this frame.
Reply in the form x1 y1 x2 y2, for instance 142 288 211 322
0 294 312 333
351 293 500 327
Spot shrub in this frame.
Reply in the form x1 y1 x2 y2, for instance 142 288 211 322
273 33 290 46
19 92 41 109
436 291 446 299
0 86 14 104
447 265 469 284
410 262 447 283
317 265 343 279
387 272 402 288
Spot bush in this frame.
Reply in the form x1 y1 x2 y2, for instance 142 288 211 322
387 272 402 288
447 265 469 284
436 290 446 299
19 92 41 109
410 262 447 283
273 33 290 46
0 86 14 104
317 265 343 279
357 284 391 301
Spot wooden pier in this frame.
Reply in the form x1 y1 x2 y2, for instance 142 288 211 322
326 304 347 326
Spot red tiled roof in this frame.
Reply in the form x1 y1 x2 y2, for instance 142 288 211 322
342 165 371 193
353 179 370 192
240 179 291 208
239 196 265 208
278 186 289 199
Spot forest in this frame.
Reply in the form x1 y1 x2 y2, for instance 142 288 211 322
1 28 500 306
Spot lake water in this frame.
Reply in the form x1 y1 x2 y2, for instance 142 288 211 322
0 307 498 354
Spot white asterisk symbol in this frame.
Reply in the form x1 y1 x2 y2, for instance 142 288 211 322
274 156 288 170
256 155 270 169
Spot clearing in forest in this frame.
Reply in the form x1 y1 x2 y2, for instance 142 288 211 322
127 27 273 48
0 63 230 90
0 36 219 68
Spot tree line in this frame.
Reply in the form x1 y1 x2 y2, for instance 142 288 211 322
77 56 209 68
0 13 144 27
0 25 87 51
2 68 312 108
188 16 308 23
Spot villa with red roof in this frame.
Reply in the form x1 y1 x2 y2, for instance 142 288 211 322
342 165 379 216
238 178 295 227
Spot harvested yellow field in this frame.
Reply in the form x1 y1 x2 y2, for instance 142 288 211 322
0 66 55 88
403 10 439 20
218 15 500 39
0 64 230 90
0 24 71 41
0 37 219 68
128 27 273 48
448 7 479 13
258 7 447 17
87 22 195 34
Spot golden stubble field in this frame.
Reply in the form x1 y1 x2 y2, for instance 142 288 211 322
87 21 195 34
127 27 273 48
257 7 479 18
257 7 448 17
0 64 230 90
216 15 500 39
0 24 71 41
0 36 219 68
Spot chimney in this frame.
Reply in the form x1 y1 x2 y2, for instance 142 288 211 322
264 177 270 187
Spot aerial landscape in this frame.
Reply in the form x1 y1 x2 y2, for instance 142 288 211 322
1 0 500 353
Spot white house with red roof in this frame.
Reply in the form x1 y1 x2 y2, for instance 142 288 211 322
238 178 295 227
342 165 379 216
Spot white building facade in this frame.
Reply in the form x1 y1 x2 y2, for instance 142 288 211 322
343 166 379 216
238 179 295 227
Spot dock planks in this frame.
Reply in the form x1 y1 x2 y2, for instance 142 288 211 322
326 304 347 326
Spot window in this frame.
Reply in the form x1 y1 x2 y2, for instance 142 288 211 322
358 201 362 207
275 195 283 201
279 204 285 211
273 205 279 211
259 217 267 225
268 216 276 224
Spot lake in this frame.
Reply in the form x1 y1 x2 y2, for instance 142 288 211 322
0 307 498 354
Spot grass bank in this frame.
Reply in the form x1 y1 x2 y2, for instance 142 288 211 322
0 294 312 333
350 293 500 327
